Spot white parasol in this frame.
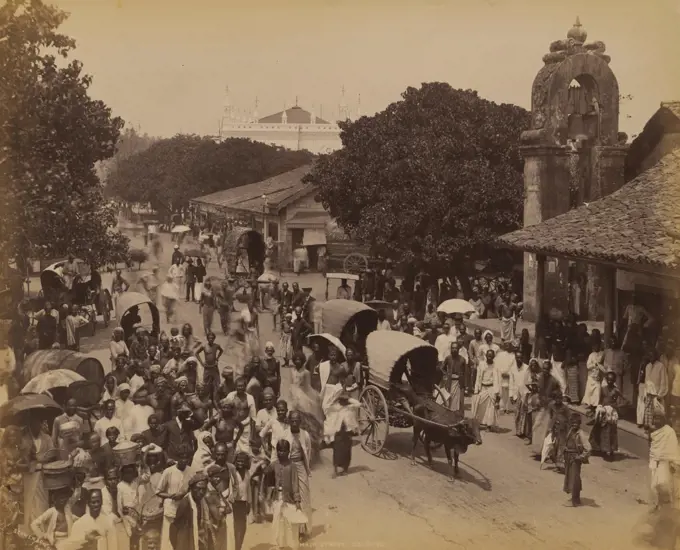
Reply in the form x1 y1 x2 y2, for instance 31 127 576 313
171 225 191 234
437 298 476 316
21 369 85 395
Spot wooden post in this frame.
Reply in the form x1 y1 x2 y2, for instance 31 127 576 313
603 265 616 345
534 254 546 348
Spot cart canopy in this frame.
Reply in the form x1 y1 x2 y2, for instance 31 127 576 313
221 227 266 274
115 291 160 337
366 331 438 391
321 299 378 339
22 350 105 390
308 333 347 360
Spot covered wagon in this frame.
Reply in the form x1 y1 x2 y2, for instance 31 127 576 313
22 350 105 394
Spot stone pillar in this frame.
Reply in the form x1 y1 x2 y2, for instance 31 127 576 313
584 145 628 320
521 145 571 322
534 254 546 337
590 146 628 200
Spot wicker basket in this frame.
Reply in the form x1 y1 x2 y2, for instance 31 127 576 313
43 460 74 490
113 441 140 466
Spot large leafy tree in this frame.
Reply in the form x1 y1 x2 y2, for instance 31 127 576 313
105 136 315 219
0 0 128 271
97 125 158 180
305 83 529 290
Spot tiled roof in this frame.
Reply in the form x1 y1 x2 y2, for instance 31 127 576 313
496 149 680 268
662 101 680 120
190 165 313 214
258 105 330 125
286 211 329 226
625 101 680 181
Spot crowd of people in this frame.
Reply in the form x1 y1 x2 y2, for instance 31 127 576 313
334 274 680 512
4 245 680 549
0 266 365 550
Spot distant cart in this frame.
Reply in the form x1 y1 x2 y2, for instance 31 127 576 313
221 227 266 277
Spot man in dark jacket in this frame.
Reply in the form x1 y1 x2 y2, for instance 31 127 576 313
171 245 184 265
164 402 198 461
185 259 197 302
170 472 218 550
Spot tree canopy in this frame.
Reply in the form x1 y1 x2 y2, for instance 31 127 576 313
0 0 128 269
97 125 158 181
105 136 315 218
304 82 530 281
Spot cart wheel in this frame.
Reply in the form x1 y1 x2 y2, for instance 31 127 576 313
358 385 389 455
343 253 368 275
102 291 111 328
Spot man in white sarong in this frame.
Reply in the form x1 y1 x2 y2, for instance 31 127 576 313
434 321 455 363
156 447 192 550
644 352 669 431
494 342 516 413
471 349 500 431
440 341 466 413
281 411 313 541
225 376 258 454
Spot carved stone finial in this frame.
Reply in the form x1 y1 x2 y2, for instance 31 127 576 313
567 17 587 45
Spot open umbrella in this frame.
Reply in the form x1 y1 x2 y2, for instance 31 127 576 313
21 369 85 395
307 333 347 359
184 248 207 258
171 225 191 234
437 299 476 316
199 232 216 242
0 393 63 428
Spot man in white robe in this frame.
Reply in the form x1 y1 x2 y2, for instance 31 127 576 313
434 321 455 363
69 489 118 550
494 343 516 413
115 383 136 435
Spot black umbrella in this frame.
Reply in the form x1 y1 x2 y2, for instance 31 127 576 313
0 393 63 428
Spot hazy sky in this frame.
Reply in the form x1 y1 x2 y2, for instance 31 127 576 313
54 0 680 139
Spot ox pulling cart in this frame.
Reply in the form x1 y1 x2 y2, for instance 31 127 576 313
358 331 482 479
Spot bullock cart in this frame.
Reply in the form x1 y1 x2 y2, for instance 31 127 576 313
358 331 455 456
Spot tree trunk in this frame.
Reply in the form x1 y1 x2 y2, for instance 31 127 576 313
456 274 474 300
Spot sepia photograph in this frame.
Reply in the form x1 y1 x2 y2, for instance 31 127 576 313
1 0 679 549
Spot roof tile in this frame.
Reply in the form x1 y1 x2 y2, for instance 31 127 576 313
496 149 680 268
190 165 312 214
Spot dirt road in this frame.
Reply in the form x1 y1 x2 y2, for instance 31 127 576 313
74 243 657 550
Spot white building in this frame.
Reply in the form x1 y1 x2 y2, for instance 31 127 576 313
216 88 361 154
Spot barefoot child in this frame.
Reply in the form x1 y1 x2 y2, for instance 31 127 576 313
563 413 591 506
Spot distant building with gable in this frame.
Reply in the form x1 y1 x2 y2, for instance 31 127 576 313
215 87 362 154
